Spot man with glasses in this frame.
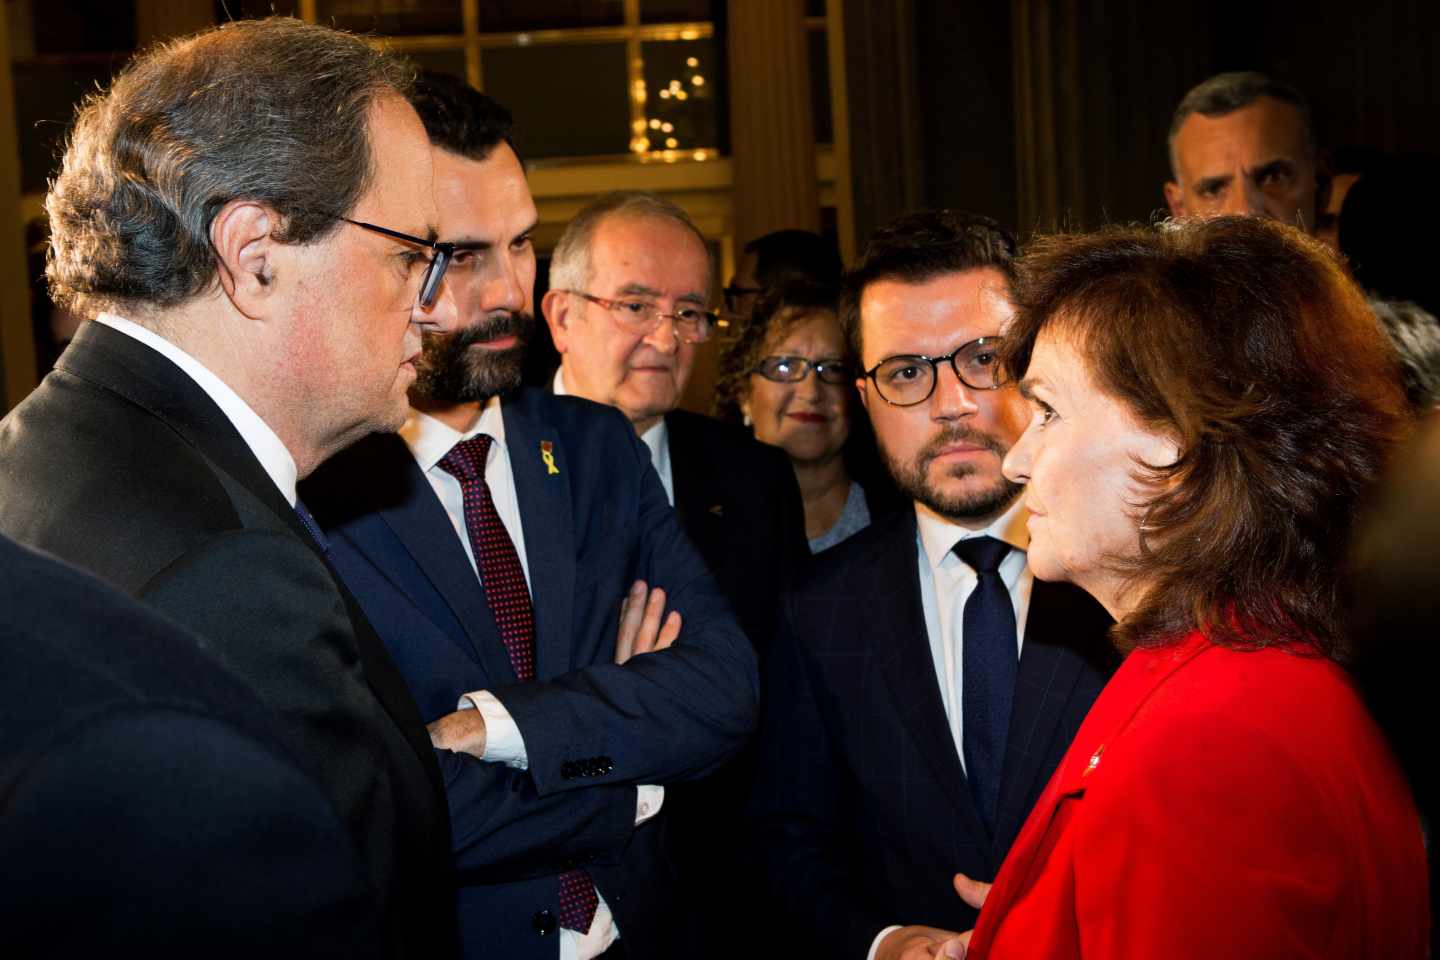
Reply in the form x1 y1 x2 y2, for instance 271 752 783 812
749 211 1116 960
0 19 456 954
303 78 759 960
541 192 805 959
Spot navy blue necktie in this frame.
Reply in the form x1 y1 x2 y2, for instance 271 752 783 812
954 535 1018 833
293 499 331 558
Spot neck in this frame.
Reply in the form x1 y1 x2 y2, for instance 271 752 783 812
793 453 852 539
412 396 485 433
631 413 663 436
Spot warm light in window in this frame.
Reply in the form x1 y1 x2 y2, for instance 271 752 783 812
661 122 674 133
692 75 705 86
649 118 662 129
686 57 699 67
675 90 689 101
665 137 678 148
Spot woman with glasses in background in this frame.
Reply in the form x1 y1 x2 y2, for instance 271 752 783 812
716 282 890 552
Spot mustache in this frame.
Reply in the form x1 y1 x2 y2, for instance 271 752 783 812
423 311 530 353
918 424 1010 464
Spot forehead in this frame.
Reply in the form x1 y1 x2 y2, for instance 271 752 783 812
768 309 843 353
1173 97 1308 175
859 267 1014 362
432 143 535 237
354 94 436 235
588 214 710 294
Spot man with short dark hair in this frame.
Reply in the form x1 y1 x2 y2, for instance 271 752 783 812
0 19 456 955
1163 71 1317 230
303 74 759 960
750 210 1115 960
723 228 844 322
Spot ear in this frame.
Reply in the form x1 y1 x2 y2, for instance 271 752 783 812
855 377 871 415
541 288 572 355
1163 181 1185 218
211 199 282 319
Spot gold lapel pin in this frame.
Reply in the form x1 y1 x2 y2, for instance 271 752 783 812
540 441 560 476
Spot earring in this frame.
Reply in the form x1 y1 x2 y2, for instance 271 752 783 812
742 412 752 427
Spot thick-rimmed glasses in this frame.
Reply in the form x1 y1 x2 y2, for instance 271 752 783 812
563 290 718 344
340 217 453 309
864 336 1009 406
752 355 852 385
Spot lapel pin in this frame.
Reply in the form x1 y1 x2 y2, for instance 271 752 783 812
540 441 560 476
708 503 724 517
1082 744 1105 779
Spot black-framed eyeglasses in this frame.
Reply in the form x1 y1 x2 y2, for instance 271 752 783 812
863 336 1009 406
562 290 718 344
340 217 453 309
752 355 853 385
722 284 764 314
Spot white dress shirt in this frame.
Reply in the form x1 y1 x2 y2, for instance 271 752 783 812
868 495 1033 960
402 399 660 960
94 314 299 504
553 367 674 505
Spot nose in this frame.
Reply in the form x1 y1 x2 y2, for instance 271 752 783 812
930 362 981 421
479 251 527 316
1002 421 1035 484
1221 177 1268 218
413 272 459 332
797 364 826 403
641 314 681 355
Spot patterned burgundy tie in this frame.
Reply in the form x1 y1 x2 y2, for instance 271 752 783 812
437 434 599 934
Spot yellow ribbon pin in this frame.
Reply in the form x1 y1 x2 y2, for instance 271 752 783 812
540 441 559 476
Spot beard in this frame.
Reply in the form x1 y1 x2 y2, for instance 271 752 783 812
411 311 531 404
882 423 1023 522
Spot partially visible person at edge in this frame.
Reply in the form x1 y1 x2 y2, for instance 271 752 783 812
715 281 893 552
947 216 1429 959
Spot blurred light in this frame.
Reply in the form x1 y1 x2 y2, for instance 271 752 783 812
680 29 699 40
665 137 678 148
692 75 706 87
686 56 699 68
649 118 662 129
675 90 689 101
660 89 672 99
661 122 674 133
692 150 706 161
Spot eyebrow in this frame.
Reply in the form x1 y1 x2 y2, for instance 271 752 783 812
1017 377 1043 401
614 282 708 304
1193 173 1233 194
1248 159 1296 182
449 218 540 252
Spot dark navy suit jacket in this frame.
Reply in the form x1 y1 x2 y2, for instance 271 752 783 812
748 508 1117 959
304 387 759 960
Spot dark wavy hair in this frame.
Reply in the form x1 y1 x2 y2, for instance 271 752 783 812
45 17 414 317
1004 216 1410 662
714 281 843 423
409 69 519 163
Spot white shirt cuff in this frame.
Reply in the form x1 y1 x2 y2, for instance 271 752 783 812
635 784 664 825
458 690 529 769
867 926 903 960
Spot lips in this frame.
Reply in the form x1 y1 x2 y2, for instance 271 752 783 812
788 412 828 424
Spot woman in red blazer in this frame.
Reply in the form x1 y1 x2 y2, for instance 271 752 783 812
949 216 1429 959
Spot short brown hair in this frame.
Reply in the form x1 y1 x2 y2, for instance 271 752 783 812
1005 216 1409 661
714 281 843 422
46 17 414 318
840 211 1016 363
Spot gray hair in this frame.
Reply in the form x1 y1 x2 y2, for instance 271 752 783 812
1370 298 1440 412
1167 71 1314 178
548 191 711 294
45 17 414 318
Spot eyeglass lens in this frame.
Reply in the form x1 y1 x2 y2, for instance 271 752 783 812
870 338 1005 405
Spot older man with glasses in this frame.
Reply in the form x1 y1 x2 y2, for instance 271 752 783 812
0 18 458 955
541 191 806 959
748 210 1117 960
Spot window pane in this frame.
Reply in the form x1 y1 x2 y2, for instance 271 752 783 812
809 27 832 144
477 1 623 32
32 1 135 54
639 39 720 153
639 0 715 23
805 0 827 17
315 0 463 36
482 43 630 158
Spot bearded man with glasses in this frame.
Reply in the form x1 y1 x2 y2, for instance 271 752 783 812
0 18 459 956
749 211 1117 960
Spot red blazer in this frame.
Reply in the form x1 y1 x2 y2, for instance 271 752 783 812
967 630 1429 960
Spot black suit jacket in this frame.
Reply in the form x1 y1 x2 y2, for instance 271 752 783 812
302 388 759 960
0 322 453 958
749 508 1117 958
0 534 379 959
665 409 807 657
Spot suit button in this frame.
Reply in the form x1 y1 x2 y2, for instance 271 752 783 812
532 910 557 936
561 761 577 780
598 757 614 774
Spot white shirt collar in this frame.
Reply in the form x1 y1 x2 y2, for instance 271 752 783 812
554 367 673 504
399 396 507 472
94 313 300 505
915 493 1031 571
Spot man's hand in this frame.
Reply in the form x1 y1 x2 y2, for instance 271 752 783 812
614 579 681 665
427 708 487 759
875 925 966 960
926 872 994 958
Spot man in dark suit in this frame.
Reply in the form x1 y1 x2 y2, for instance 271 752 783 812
302 75 758 960
0 533 378 958
749 211 1117 960
0 20 455 956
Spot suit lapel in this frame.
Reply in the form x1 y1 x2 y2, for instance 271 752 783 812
370 442 516 683
869 512 992 845
666 411 722 533
505 397 576 680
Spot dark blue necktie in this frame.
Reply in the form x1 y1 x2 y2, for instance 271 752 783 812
954 535 1017 833
293 499 331 558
